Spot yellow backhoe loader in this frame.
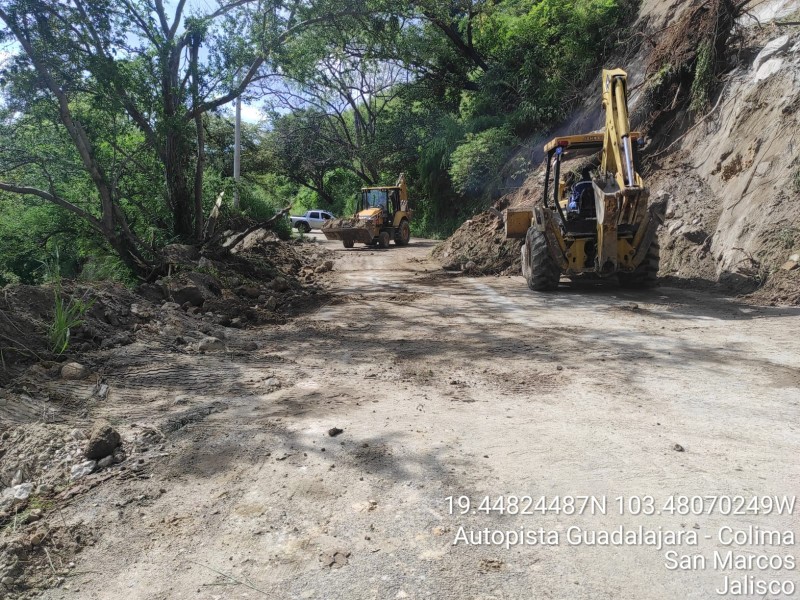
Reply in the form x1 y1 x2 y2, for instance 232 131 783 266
322 174 414 249
506 69 665 290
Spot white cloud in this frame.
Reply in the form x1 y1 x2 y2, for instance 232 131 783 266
239 103 265 124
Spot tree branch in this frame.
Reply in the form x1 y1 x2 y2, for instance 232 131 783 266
169 0 188 39
0 182 104 232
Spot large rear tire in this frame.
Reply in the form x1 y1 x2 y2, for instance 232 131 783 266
378 231 391 249
394 219 411 245
523 226 560 291
618 239 660 288
296 221 311 233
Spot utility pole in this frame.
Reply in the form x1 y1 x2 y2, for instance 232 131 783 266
233 95 241 210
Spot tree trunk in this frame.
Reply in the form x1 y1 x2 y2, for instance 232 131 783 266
190 36 205 239
107 232 151 279
165 130 194 238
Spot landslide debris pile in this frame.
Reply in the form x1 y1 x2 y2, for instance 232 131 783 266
0 282 142 384
0 235 332 384
0 233 337 596
0 419 169 596
431 210 523 275
430 165 548 275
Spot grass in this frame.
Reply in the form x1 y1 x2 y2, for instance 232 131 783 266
777 227 798 251
690 41 714 114
38 246 94 355
49 288 92 355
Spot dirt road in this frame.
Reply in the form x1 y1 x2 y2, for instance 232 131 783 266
38 234 800 599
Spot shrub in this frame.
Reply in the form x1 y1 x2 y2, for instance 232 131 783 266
449 127 517 200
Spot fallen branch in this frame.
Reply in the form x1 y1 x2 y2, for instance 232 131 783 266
186 559 269 596
203 191 225 241
43 547 57 575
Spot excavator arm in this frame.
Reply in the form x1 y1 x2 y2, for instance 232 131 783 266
600 69 644 191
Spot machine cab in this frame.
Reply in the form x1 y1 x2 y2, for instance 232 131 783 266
360 187 405 223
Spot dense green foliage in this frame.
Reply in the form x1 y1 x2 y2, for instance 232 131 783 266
0 0 634 283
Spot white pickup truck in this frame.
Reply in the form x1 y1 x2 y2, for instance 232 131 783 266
290 210 335 233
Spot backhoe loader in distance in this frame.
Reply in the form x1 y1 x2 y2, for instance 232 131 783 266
505 69 665 290
322 174 414 249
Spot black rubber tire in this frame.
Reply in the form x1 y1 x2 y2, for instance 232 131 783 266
296 221 311 233
394 219 411 245
342 239 354 249
378 231 391 249
618 239 660 288
523 226 561 291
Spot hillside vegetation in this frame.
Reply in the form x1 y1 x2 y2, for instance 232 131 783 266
0 0 636 285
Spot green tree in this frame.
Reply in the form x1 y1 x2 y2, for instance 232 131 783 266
0 0 374 277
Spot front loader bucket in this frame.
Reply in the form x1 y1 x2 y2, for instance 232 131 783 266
322 227 374 245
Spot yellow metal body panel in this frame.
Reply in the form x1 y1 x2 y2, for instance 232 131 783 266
392 211 412 228
544 133 605 152
565 238 588 271
357 207 383 220
505 209 534 239
617 238 635 269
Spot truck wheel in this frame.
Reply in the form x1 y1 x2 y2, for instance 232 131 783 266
524 226 560 291
342 239 354 249
378 231 390 249
618 239 660 288
394 220 411 246
296 221 310 233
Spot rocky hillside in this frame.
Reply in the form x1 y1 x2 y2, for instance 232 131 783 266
433 0 800 304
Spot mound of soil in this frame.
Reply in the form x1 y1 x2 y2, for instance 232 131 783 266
0 236 332 385
746 269 800 306
0 283 143 384
431 211 523 275
0 233 338 594
430 166 551 275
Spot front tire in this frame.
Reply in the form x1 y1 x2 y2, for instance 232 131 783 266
618 239 659 288
394 220 411 246
378 231 390 249
523 226 560 291
342 239 354 249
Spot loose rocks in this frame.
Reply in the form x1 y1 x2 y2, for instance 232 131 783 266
198 337 225 352
84 421 121 460
70 460 97 481
60 363 88 380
